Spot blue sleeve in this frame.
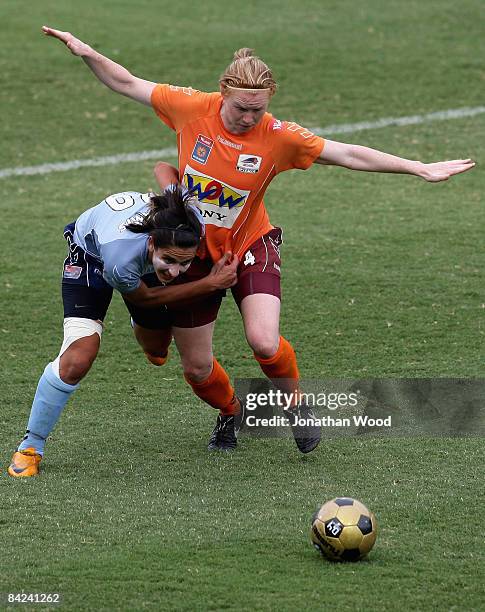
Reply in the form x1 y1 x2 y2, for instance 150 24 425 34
99 240 146 294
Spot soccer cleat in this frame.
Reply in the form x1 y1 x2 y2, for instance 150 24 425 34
207 397 245 452
207 414 237 451
286 403 321 454
8 447 42 477
233 396 245 434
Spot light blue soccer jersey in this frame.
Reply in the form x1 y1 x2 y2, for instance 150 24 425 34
73 192 154 293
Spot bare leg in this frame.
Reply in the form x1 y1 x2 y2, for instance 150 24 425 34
172 322 215 382
240 293 281 358
239 293 320 453
13 320 101 462
59 333 100 384
173 322 240 451
132 323 172 360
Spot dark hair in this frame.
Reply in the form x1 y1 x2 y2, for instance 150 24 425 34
125 187 203 249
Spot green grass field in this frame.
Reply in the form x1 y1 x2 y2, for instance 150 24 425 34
1 0 484 610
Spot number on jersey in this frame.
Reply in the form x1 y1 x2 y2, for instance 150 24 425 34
244 250 256 266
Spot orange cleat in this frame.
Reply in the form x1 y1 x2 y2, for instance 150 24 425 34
8 448 42 477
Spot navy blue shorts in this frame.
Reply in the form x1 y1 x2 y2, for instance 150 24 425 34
62 223 223 329
62 223 114 321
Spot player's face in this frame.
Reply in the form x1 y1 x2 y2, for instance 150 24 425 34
148 240 197 283
220 89 270 134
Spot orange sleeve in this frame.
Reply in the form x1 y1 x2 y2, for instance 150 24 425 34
270 121 325 174
151 84 217 133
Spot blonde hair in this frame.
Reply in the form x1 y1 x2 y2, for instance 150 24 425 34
219 48 277 96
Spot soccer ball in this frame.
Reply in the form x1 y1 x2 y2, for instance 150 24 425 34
311 497 377 561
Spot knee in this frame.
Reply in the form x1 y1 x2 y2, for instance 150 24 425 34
60 353 97 385
57 319 102 384
183 360 213 383
247 331 279 359
59 348 98 385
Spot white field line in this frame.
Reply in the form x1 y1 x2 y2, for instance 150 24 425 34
0 148 178 180
1 106 483 180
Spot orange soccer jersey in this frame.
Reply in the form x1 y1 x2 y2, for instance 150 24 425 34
151 84 325 262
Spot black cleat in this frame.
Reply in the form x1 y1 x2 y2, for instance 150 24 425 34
233 396 245 434
207 397 245 452
286 403 321 454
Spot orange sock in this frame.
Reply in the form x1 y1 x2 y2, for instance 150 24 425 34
254 336 300 406
185 358 239 415
144 351 168 366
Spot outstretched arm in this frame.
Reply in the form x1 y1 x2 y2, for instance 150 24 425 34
42 26 155 106
315 139 475 182
124 253 239 308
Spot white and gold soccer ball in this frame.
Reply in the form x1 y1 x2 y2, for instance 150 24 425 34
311 497 377 561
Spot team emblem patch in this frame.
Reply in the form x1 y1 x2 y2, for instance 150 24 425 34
63 264 83 279
236 154 262 173
191 134 214 164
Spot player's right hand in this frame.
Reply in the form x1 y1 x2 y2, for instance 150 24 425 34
42 26 91 56
209 252 239 289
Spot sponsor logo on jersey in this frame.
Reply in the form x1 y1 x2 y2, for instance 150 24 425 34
191 134 214 164
63 264 82 280
169 85 194 96
118 211 146 232
217 134 243 150
236 154 262 174
285 122 315 139
182 164 249 229
272 119 282 130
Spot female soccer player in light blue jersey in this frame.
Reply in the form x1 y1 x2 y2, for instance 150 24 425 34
8 188 238 477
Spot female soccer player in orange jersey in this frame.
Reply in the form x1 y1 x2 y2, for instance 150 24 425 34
40 26 475 454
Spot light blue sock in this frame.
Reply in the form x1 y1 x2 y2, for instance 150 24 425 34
18 362 79 456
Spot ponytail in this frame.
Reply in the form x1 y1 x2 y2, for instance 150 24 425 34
125 187 203 249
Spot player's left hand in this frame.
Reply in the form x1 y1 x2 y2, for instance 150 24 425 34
419 159 475 182
42 26 91 57
209 252 239 289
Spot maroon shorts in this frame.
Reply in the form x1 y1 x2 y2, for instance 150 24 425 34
123 257 224 329
231 227 283 307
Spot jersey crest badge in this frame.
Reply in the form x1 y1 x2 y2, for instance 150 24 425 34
63 264 83 280
191 134 214 164
236 154 262 174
